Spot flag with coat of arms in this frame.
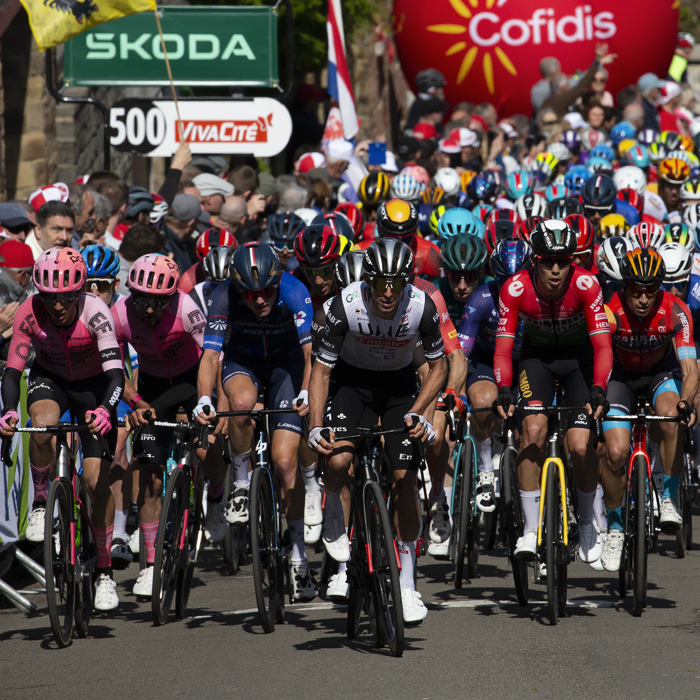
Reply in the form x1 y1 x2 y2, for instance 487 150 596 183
327 0 359 140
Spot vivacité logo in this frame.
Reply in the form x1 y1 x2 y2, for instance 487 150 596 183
393 0 678 116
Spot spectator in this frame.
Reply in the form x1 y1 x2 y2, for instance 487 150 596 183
406 68 447 131
0 239 32 367
531 57 561 112
622 103 645 130
213 197 248 240
278 185 308 213
413 97 449 139
590 66 614 107
67 183 97 248
637 72 665 131
86 170 119 192
164 194 201 271
617 85 642 111
97 180 128 239
229 165 266 219
535 107 562 141
92 192 112 245
658 81 684 133
107 187 154 250
116 224 166 291
0 203 35 242
669 33 695 84
582 96 606 129
192 173 233 218
287 83 327 172
26 201 74 260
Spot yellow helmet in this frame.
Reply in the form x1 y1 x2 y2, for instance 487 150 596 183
338 234 354 254
460 170 477 193
597 213 629 239
617 139 638 159
658 157 691 185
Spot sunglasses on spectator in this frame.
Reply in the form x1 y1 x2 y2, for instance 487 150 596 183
541 119 559 126
369 277 407 293
303 266 334 280
239 286 277 302
132 293 174 310
87 278 115 294
39 291 80 306
448 270 481 285
625 283 661 298
535 255 573 269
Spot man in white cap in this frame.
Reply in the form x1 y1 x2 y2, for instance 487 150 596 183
637 72 666 131
192 173 234 218
658 81 683 133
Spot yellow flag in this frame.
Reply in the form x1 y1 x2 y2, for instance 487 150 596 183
20 0 156 52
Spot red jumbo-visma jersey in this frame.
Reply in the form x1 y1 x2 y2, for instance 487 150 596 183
494 266 613 389
605 291 696 372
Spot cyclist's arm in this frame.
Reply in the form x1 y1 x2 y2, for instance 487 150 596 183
309 359 333 431
300 342 312 393
678 357 699 406
671 298 699 404
87 301 125 410
197 349 220 402
493 280 520 388
457 299 482 357
577 273 613 389
445 345 467 393
1 302 34 410
181 293 207 348
310 304 327 360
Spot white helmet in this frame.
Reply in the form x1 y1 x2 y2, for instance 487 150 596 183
627 222 666 249
294 207 318 226
433 167 461 196
514 193 548 220
614 165 647 196
548 143 570 163
658 242 693 284
391 173 422 201
682 202 700 229
597 236 635 282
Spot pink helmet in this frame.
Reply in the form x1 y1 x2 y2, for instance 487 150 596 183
33 247 87 293
128 254 180 295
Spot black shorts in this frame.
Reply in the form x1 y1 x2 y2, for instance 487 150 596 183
515 349 595 431
466 346 518 392
135 364 199 465
324 360 420 472
27 364 118 459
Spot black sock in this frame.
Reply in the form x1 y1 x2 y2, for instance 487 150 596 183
96 566 113 578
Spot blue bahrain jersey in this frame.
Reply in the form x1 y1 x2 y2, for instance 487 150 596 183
204 273 313 359
686 273 700 343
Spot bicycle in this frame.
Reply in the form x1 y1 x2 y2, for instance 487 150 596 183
2 421 114 648
606 402 693 616
320 424 406 657
133 412 208 625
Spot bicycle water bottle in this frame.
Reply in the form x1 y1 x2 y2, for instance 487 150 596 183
74 501 81 547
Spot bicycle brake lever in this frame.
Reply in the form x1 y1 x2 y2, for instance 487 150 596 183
499 418 507 444
97 432 114 463
1 437 12 466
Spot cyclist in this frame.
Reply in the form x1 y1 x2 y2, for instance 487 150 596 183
111 254 209 596
357 172 391 223
190 245 236 314
178 227 237 293
458 238 530 511
600 248 698 571
657 157 691 221
293 223 342 313
581 174 617 227
0 248 125 611
309 238 447 623
492 220 613 565
195 242 316 601
596 236 636 302
268 211 306 272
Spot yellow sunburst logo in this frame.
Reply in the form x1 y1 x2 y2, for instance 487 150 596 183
427 0 517 93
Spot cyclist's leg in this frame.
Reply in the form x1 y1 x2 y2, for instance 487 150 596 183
110 401 133 567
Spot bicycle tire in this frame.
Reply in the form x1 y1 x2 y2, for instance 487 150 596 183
176 468 204 619
346 497 364 640
483 510 498 551
346 577 362 639
633 455 647 617
676 470 687 559
545 465 559 626
619 482 631 598
453 448 469 589
250 467 277 633
365 480 404 657
684 470 693 552
465 442 480 580
222 524 241 575
501 445 528 606
152 467 187 625
45 478 75 647
74 489 93 638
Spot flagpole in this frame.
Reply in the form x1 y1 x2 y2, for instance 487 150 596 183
153 7 185 143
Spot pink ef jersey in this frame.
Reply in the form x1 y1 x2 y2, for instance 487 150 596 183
111 290 206 379
6 293 123 379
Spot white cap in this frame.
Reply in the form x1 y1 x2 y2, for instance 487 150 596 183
324 139 355 162
498 122 518 139
381 151 399 173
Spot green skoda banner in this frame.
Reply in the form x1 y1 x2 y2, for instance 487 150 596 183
63 6 279 88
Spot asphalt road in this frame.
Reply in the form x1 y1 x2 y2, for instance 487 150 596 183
2 511 700 700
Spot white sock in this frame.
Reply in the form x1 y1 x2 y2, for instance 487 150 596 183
594 484 607 531
324 488 343 521
233 451 251 489
476 437 494 473
288 519 307 564
338 561 347 574
577 488 596 523
301 463 321 494
113 508 128 542
398 540 416 590
520 490 540 534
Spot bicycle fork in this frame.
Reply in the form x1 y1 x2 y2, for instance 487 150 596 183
537 433 569 548
627 424 656 538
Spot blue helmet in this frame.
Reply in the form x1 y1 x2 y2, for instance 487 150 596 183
610 121 636 146
586 156 613 176
456 190 471 209
589 144 616 162
418 202 434 236
437 207 478 239
230 242 282 291
471 203 494 222
467 171 500 204
82 244 120 278
545 183 570 202
564 165 591 195
614 199 640 227
505 170 534 200
268 212 305 245
490 238 532 286
625 144 650 170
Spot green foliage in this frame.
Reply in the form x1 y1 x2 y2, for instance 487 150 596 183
679 1 700 39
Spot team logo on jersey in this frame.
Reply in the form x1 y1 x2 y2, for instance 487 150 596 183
508 280 524 297
337 413 346 420
576 275 594 291
279 400 289 408
210 318 227 331
295 310 307 327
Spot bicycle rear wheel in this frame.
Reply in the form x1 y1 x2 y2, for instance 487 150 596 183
633 456 648 617
74 489 94 638
152 467 187 625
545 465 561 626
176 467 204 619
222 524 241 575
250 467 278 633
501 445 528 606
364 480 404 657
45 478 75 648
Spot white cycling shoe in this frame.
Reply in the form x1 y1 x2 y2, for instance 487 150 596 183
514 531 537 562
132 566 154 597
578 520 603 563
326 570 350 601
304 492 323 526
322 516 350 562
94 574 119 612
26 507 46 543
401 589 428 624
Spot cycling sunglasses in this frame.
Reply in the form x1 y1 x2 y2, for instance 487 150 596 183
666 279 689 292
625 283 661 298
369 277 408 293
272 242 293 254
39 291 80 306
535 255 573 269
132 293 174 310
303 266 335 280
448 270 480 285
239 286 277 302
574 250 592 265
87 277 115 294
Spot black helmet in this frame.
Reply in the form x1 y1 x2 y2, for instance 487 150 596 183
620 247 666 287
230 242 282 290
545 196 585 220
358 172 391 207
202 245 235 284
376 198 419 236
581 175 617 208
267 212 305 245
311 212 355 242
529 220 577 256
293 223 341 267
334 250 365 290
364 238 414 280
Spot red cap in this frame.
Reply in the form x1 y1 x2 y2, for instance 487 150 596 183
29 184 68 212
469 114 488 131
411 123 437 140
0 240 35 268
297 152 326 174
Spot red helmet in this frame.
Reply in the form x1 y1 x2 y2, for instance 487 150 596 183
627 221 666 249
485 208 520 227
484 220 515 254
293 224 341 267
196 227 237 260
565 214 595 254
335 203 364 240
515 215 545 243
616 188 643 215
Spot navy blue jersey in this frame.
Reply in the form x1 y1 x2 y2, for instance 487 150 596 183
204 272 313 360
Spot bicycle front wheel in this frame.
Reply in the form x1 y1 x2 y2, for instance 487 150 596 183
501 445 528 605
452 446 470 589
176 467 203 619
365 480 404 657
74 486 94 639
545 465 561 626
152 467 187 625
250 467 278 633
45 478 75 648
633 456 648 617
